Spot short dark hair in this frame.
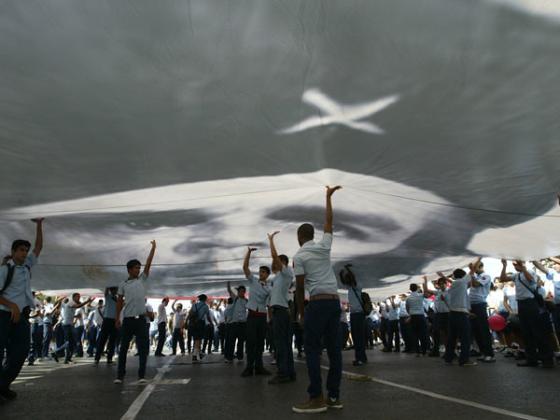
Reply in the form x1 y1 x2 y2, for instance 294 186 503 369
410 283 418 292
227 297 233 304
279 254 289 265
11 239 31 252
198 294 207 302
72 292 80 299
259 266 271 275
297 223 314 241
126 259 142 270
453 269 466 279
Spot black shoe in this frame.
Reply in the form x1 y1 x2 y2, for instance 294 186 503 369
27 360 35 366
352 360 365 366
268 375 296 384
154 353 165 357
255 367 272 376
241 368 254 377
51 352 59 363
517 361 538 367
0 388 17 401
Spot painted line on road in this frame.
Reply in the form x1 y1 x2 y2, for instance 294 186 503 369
120 357 186 420
298 361 548 420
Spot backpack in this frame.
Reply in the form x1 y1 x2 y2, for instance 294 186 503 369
351 287 373 316
0 265 16 295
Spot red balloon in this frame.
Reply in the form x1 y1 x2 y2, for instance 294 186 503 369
488 314 506 332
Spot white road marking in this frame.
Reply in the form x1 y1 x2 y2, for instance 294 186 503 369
120 357 184 420
298 361 548 420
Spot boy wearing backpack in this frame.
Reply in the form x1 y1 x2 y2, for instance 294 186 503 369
0 218 44 403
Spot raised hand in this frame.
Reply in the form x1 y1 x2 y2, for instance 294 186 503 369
247 246 257 252
31 218 44 224
150 240 156 247
326 185 342 197
267 231 280 240
501 259 507 267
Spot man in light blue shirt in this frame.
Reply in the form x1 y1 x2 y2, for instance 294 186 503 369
95 286 119 365
225 283 248 363
469 262 495 363
267 231 296 384
383 296 401 353
340 264 368 365
0 218 44 402
443 258 480 367
406 284 429 356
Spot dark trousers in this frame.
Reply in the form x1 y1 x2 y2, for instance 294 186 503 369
272 307 295 378
87 325 98 356
42 323 53 358
74 326 84 357
117 317 149 379
95 318 117 362
54 325 75 362
304 300 342 400
246 315 267 370
225 322 246 360
409 315 429 354
171 328 185 354
470 303 494 357
380 318 389 348
28 323 44 362
518 299 553 364
0 310 30 389
350 312 367 362
218 323 226 353
444 311 471 364
553 304 560 342
388 319 400 351
203 324 214 353
399 318 411 350
155 322 167 355
432 312 449 354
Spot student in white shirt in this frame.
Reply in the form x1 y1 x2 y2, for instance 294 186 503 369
469 262 495 363
424 275 449 357
114 240 157 384
154 297 169 357
292 186 343 414
171 300 186 355
406 283 429 356
383 296 401 353
500 259 553 368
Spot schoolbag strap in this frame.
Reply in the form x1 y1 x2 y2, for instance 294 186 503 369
351 287 365 312
0 265 16 295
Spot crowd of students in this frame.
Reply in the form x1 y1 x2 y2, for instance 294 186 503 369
1 188 559 414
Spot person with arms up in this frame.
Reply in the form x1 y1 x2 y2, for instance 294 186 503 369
154 297 169 357
292 186 343 414
114 240 157 384
0 218 44 403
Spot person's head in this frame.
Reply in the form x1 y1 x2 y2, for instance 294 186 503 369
45 296 52 303
108 286 118 296
236 285 246 298
72 292 81 303
11 239 31 265
126 259 142 278
476 262 485 275
162 297 169 306
198 294 207 302
271 255 289 273
436 277 447 290
176 303 183 311
259 266 271 281
452 268 466 279
512 260 525 273
409 283 419 292
98 299 104 306
227 297 234 305
297 223 314 246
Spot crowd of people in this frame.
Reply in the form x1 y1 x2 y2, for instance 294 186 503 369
1 188 560 414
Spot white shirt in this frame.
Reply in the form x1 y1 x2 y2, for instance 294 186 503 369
157 303 168 323
399 300 409 318
469 273 492 305
293 233 338 296
145 303 154 324
94 306 104 325
406 291 425 316
347 284 364 314
434 290 450 313
269 266 294 308
173 309 186 329
75 308 85 328
546 269 560 304
43 302 55 324
504 285 518 314
387 300 400 321
246 274 271 313
513 271 538 301
118 273 149 317
61 301 79 326
447 275 471 313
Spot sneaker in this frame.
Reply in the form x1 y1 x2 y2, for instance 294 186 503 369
51 352 59 363
292 396 327 414
241 368 254 377
255 367 272 376
114 378 123 384
0 388 17 401
326 397 343 410
460 361 478 367
482 356 496 363
138 378 148 385
352 360 365 366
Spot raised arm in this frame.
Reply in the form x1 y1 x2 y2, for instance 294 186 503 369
422 276 432 298
31 218 44 257
514 260 533 282
499 259 509 283
268 232 281 267
115 296 124 328
243 247 257 278
76 297 94 309
227 281 236 299
143 240 157 277
549 256 560 266
532 260 548 276
324 185 342 233
172 300 178 312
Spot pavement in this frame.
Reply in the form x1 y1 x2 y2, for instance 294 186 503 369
1 347 557 420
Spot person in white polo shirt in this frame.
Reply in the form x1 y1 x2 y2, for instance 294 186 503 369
267 231 296 385
406 283 429 356
292 186 343 414
154 297 169 357
114 240 157 384
469 262 495 363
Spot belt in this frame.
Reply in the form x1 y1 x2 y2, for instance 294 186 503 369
248 309 267 318
309 294 339 301
272 305 288 310
125 314 145 320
